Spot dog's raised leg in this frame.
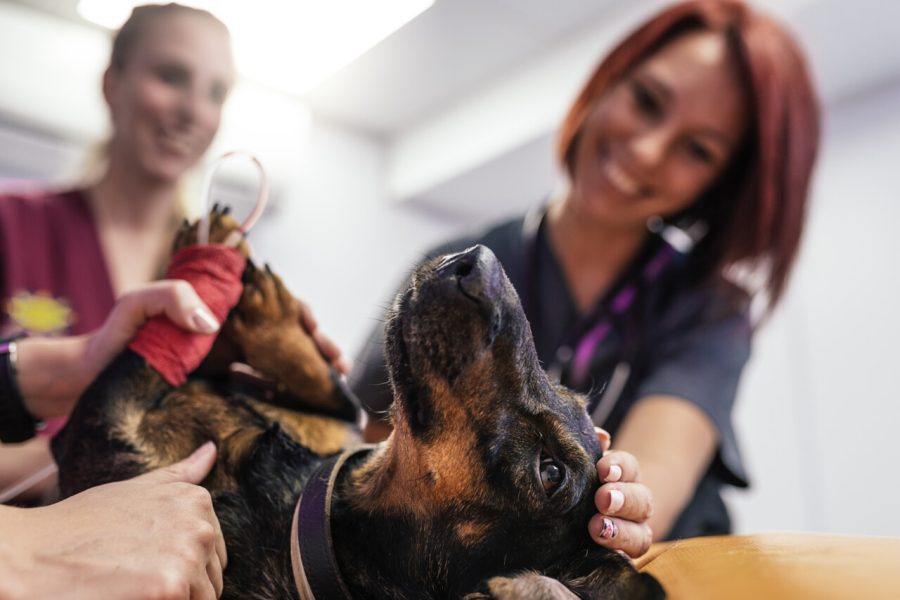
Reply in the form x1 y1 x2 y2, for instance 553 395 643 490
53 208 251 496
220 262 360 454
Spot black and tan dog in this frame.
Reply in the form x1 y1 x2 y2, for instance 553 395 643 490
52 213 664 599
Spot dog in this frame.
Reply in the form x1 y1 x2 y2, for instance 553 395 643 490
52 211 664 599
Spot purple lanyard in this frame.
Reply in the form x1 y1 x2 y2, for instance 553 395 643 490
568 244 675 388
522 205 704 392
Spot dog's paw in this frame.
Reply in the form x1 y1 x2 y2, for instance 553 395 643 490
479 574 580 600
232 261 302 330
172 204 250 256
224 262 337 407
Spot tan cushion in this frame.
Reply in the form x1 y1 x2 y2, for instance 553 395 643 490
635 533 900 600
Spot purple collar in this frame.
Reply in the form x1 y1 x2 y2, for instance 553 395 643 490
290 446 374 600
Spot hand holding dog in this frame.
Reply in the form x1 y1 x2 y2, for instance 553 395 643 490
589 429 654 558
0 442 226 600
19 277 347 419
17 280 221 421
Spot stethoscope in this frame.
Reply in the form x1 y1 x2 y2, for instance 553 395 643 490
520 203 707 426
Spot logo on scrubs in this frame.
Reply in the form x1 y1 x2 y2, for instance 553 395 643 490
5 290 74 336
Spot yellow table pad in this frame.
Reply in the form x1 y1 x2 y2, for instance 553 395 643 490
635 533 900 599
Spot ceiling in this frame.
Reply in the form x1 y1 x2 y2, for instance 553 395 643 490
301 0 623 136
5 0 900 221
9 0 624 138
10 0 900 138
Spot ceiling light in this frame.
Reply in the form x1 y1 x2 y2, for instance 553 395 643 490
77 0 434 95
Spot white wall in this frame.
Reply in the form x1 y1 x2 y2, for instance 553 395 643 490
726 81 900 536
247 117 464 357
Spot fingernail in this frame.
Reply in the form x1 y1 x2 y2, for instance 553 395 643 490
191 440 216 459
607 489 625 514
606 464 622 483
598 517 619 540
192 307 220 333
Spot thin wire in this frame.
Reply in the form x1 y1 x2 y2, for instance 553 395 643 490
0 461 58 504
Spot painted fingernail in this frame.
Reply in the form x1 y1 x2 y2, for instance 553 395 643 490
598 517 619 540
192 307 220 333
607 489 625 514
606 464 622 483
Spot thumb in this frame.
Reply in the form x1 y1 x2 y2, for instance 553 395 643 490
595 427 612 453
139 441 218 485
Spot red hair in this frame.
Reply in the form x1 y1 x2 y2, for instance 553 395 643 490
557 0 820 312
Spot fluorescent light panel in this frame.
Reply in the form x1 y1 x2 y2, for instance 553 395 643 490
77 0 434 95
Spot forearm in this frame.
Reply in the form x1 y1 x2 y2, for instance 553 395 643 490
15 336 91 420
639 463 702 540
614 395 717 541
0 506 33 600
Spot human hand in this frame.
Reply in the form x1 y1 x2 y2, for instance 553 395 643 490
17 280 219 421
297 298 351 374
84 280 220 379
1 442 226 599
587 429 654 558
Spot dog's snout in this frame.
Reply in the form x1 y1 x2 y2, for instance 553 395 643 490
436 245 501 304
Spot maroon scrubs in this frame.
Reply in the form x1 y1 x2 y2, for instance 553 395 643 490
0 188 114 337
0 188 115 435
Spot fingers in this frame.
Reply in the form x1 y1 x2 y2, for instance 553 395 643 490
192 572 219 600
297 299 318 334
141 441 218 485
587 513 653 558
118 280 219 336
298 300 351 374
313 330 352 374
594 427 611 452
597 449 641 484
333 356 353 376
211 505 228 572
205 542 225 599
159 281 219 335
594 482 653 523
589 447 654 557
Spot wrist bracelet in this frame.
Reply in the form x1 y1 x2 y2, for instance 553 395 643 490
0 338 38 444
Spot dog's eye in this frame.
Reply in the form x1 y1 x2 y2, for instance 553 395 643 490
540 456 565 493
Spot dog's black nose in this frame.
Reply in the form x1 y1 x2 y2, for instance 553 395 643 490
436 245 501 304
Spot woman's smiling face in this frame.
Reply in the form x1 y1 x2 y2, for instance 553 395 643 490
569 30 750 231
104 11 235 184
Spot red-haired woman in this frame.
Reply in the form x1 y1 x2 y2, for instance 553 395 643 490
352 0 820 557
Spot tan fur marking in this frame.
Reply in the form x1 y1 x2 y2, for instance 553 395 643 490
348 366 492 517
251 401 359 455
454 520 490 547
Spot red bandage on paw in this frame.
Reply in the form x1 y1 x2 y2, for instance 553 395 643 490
128 244 247 386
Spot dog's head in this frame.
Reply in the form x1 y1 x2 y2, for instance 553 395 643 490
349 245 602 594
